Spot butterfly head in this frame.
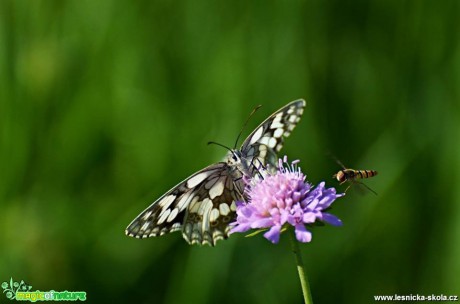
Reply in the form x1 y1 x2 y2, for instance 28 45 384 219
227 150 242 166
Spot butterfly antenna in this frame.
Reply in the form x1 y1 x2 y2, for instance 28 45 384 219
234 105 263 149
207 141 233 153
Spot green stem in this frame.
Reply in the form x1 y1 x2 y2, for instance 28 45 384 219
289 229 313 304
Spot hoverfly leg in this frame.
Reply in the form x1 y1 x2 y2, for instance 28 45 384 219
344 184 352 193
357 181 378 196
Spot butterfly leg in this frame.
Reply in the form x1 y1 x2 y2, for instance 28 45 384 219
247 157 266 180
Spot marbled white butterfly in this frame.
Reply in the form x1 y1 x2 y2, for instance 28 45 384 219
125 99 306 246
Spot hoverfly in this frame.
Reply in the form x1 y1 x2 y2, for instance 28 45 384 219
332 157 378 195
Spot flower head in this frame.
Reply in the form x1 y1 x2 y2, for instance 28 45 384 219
230 156 344 243
1 282 8 289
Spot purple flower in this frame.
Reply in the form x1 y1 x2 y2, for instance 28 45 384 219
230 157 344 244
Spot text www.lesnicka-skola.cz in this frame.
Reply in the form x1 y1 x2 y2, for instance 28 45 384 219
374 294 458 301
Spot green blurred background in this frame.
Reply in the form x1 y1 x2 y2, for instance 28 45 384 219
1 1 459 303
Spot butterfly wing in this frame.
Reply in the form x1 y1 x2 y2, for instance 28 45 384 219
240 99 306 170
125 162 244 246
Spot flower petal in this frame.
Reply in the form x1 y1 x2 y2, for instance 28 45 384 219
229 223 252 234
302 212 316 223
321 212 343 226
250 218 274 229
263 225 281 244
295 224 312 243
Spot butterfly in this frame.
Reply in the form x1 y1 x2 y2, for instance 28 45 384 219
125 99 306 246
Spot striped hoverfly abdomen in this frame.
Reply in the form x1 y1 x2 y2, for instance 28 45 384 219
333 169 378 184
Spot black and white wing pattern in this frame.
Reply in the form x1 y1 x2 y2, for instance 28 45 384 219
126 162 245 246
125 99 306 246
240 99 306 172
